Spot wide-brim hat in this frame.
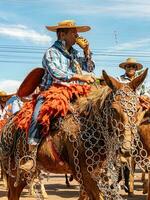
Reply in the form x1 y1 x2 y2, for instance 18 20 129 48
119 58 143 70
46 20 91 33
0 90 14 102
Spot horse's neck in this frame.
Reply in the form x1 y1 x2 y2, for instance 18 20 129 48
78 92 112 130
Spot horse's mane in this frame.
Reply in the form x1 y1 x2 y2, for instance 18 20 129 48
75 85 111 114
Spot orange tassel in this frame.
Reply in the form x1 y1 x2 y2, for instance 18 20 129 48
14 84 91 136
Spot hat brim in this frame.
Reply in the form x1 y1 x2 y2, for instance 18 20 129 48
46 25 91 32
0 94 14 102
119 62 143 70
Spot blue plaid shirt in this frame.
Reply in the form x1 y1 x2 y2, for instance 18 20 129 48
40 40 95 90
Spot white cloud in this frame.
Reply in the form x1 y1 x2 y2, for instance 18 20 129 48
109 38 150 51
93 37 150 69
0 24 52 44
56 0 150 18
0 80 21 94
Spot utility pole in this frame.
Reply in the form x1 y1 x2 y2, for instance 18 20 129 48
113 30 118 45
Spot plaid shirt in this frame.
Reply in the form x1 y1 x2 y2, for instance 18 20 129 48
40 40 95 90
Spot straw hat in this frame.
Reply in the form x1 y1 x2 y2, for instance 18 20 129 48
0 90 13 102
0 90 7 96
46 20 91 32
119 58 143 70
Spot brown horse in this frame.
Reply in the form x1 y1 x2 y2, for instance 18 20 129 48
117 106 150 197
0 69 147 200
136 114 150 200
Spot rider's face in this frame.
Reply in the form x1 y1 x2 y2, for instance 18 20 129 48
64 28 78 46
125 64 137 77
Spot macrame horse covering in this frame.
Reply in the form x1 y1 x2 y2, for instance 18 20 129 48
0 69 148 200
14 84 91 135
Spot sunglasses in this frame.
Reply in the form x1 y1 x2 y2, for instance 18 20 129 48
125 64 137 69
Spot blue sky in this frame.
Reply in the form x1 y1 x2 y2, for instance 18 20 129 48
1 0 150 93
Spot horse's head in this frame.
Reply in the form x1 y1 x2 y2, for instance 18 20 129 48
102 69 148 157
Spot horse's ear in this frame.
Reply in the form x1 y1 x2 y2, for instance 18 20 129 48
128 68 148 91
102 70 122 90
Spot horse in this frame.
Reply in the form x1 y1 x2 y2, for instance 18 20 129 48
135 113 150 200
117 104 150 197
0 69 147 200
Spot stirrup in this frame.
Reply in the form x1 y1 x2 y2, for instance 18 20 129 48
19 155 36 172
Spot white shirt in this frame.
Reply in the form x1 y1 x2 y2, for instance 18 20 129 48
5 95 23 115
0 104 7 119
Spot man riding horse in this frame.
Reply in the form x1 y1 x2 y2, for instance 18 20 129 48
19 20 96 172
0 91 13 120
117 57 150 194
118 57 149 96
118 58 150 155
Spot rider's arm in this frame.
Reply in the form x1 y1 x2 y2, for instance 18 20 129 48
42 48 95 84
42 48 75 82
76 51 95 73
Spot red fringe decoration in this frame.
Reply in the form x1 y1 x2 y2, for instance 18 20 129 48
14 96 37 133
14 84 91 135
0 119 7 133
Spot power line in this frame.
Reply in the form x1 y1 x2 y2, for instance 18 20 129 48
1 44 150 53
0 45 46 50
0 60 39 64
0 50 44 54
0 45 150 64
0 54 40 59
0 50 150 57
113 30 118 45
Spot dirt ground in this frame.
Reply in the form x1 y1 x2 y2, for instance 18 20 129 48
0 170 147 200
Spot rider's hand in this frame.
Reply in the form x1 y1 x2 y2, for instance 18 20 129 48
71 74 96 84
80 75 96 83
139 95 149 102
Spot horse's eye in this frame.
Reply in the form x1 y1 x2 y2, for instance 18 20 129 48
112 107 120 117
112 107 117 112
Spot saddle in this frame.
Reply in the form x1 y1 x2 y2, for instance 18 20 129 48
17 68 45 97
14 83 91 136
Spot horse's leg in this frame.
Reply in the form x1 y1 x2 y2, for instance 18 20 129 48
2 170 7 189
7 175 26 200
65 174 70 187
28 180 35 196
40 181 48 199
147 172 150 200
78 190 104 200
69 174 73 182
78 189 90 200
81 177 102 200
123 166 130 193
143 178 148 194
38 172 48 198
142 171 146 181
28 170 48 199
128 158 136 195
0 162 3 179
